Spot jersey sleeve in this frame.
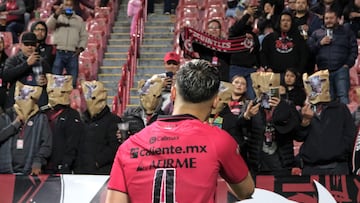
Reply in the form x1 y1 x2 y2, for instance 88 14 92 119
107 146 128 193
215 129 249 184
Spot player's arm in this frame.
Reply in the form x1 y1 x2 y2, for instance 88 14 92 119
228 172 255 200
105 189 130 203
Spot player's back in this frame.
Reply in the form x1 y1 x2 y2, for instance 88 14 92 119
109 115 248 203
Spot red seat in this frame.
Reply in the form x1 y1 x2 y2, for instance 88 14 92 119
88 31 106 51
79 55 97 80
87 18 110 39
175 17 200 33
5 43 20 57
204 6 225 19
94 7 115 26
1 31 13 49
176 6 200 20
86 42 103 66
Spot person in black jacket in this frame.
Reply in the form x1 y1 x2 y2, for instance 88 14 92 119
228 5 261 99
260 10 309 75
2 32 51 109
74 80 122 174
30 20 55 68
299 70 356 175
281 68 306 107
0 36 8 101
43 74 83 174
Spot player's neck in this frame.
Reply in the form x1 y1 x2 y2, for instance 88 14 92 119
172 102 212 122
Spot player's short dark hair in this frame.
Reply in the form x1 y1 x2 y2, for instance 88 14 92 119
176 59 220 103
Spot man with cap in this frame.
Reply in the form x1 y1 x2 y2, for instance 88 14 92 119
2 32 51 109
139 51 181 116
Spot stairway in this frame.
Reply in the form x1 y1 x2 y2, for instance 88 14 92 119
98 0 176 109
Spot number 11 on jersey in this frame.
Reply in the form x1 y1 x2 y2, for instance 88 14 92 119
152 168 176 203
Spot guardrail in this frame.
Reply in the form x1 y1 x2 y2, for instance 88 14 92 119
112 0 146 116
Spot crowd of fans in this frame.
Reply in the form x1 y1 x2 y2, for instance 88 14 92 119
0 0 359 182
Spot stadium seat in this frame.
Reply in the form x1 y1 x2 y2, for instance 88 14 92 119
79 54 97 80
5 43 20 57
88 30 106 51
86 42 103 66
176 6 200 20
0 31 13 49
94 7 115 26
204 6 225 19
87 18 110 39
175 17 200 33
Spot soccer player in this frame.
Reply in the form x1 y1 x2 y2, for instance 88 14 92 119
105 59 255 203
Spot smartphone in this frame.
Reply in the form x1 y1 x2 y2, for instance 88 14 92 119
165 71 173 78
269 87 280 99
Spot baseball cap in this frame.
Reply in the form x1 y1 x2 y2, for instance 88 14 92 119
21 32 37 44
163 52 180 63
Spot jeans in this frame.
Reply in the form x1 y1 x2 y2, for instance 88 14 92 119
229 65 256 99
329 66 350 104
52 50 79 87
6 21 24 43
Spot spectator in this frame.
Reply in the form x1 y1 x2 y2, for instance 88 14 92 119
293 0 323 39
2 32 50 109
0 0 26 43
0 82 52 175
209 81 259 148
74 80 122 174
298 70 356 175
286 0 297 12
30 21 56 68
228 5 261 99
147 0 154 14
0 36 8 98
310 0 344 19
307 9 358 104
247 72 301 175
54 0 95 21
24 0 36 29
127 0 142 36
164 0 178 15
343 0 360 38
281 68 306 107
260 10 309 75
140 51 181 114
46 0 88 87
192 19 231 82
293 0 323 74
43 74 83 174
106 59 255 202
257 1 279 31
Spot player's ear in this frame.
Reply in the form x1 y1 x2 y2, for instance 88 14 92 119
170 85 176 101
212 95 219 109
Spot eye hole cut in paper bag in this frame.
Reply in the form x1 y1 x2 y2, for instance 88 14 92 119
303 70 331 105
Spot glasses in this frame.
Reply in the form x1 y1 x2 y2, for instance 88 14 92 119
34 28 46 32
166 61 179 65
23 42 37 47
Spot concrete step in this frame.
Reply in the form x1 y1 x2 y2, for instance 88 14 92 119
98 66 122 74
102 58 128 66
116 20 174 27
113 25 174 33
